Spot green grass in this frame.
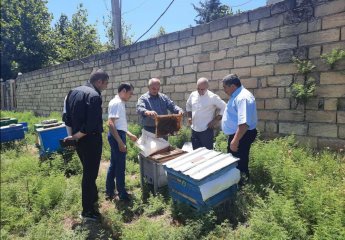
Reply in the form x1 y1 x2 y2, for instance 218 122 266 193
1 111 344 239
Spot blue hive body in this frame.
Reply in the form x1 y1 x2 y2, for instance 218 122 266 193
163 148 240 211
0 124 25 143
19 122 28 132
36 124 68 156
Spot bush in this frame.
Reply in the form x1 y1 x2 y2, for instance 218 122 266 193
214 131 228 153
169 126 191 148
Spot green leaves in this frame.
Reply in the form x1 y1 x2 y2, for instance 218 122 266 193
291 57 317 108
1 0 54 79
291 77 316 107
292 57 316 75
321 48 345 69
53 4 103 63
193 0 233 24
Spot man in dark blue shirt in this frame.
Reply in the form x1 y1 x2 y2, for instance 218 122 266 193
136 78 183 134
64 69 109 222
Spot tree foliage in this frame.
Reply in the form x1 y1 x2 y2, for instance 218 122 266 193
1 0 55 80
102 13 134 50
53 4 103 63
192 0 232 24
153 26 167 38
1 1 136 80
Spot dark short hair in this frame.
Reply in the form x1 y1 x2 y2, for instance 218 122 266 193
89 69 109 83
222 74 242 87
118 82 134 93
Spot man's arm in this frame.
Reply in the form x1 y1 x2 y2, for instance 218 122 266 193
108 118 126 152
230 98 249 152
82 95 102 134
207 95 227 129
230 123 248 152
187 111 192 125
126 131 138 142
136 95 157 118
165 94 183 114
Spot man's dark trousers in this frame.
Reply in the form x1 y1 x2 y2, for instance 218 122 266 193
106 131 127 198
76 133 102 214
227 129 257 177
191 128 214 150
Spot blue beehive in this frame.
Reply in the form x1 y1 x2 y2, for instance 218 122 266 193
19 122 28 132
0 124 25 143
36 124 68 156
163 147 240 211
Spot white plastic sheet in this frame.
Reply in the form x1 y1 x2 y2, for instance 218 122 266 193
135 129 170 157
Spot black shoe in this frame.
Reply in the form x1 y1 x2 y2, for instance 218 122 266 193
119 193 131 202
105 194 115 201
79 211 101 222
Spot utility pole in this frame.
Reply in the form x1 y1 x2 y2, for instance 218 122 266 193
111 0 122 49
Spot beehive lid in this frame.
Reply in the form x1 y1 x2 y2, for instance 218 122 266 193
36 123 66 132
148 147 186 163
163 147 239 180
155 114 182 138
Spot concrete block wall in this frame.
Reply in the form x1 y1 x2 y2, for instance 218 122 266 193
16 0 345 149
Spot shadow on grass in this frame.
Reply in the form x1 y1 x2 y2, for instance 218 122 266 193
72 217 116 240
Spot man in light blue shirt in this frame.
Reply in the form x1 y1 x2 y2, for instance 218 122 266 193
221 74 257 179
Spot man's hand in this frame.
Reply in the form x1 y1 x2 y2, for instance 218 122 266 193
145 110 157 118
64 131 85 141
63 135 74 141
207 119 218 129
128 133 138 142
118 141 127 152
230 139 239 152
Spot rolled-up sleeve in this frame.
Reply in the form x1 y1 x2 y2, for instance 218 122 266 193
213 95 226 116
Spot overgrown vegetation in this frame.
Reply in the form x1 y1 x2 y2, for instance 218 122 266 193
193 0 233 24
291 57 316 109
1 111 344 239
321 48 345 69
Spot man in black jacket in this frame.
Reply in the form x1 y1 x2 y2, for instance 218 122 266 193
64 69 109 221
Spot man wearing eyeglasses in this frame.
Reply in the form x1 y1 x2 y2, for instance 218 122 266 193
221 74 257 180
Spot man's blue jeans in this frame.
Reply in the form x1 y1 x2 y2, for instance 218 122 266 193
106 130 127 198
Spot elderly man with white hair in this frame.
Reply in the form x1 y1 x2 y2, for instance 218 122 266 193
186 77 226 150
136 78 183 134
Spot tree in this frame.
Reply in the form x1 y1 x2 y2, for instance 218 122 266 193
1 0 55 80
53 14 72 63
153 26 167 38
53 4 103 63
102 13 134 50
192 0 232 24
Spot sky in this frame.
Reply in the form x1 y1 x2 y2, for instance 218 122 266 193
47 0 267 43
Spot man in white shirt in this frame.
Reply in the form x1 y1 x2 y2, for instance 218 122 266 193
106 83 137 202
186 77 226 150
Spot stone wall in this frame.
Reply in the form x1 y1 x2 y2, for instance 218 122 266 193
15 0 345 149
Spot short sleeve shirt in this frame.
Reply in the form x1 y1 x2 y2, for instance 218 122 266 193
221 86 257 135
108 95 128 132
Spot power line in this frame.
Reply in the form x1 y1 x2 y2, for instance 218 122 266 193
122 0 150 15
103 0 109 11
132 0 175 45
230 0 254 8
